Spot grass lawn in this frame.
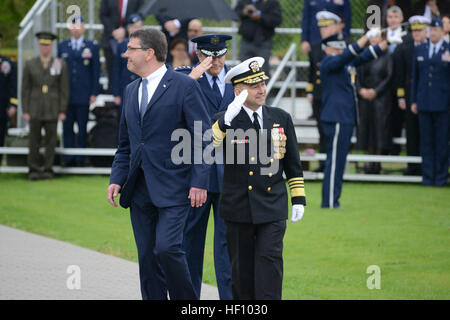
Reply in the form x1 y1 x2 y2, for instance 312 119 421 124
0 173 448 299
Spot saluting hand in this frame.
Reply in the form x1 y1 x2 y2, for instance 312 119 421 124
189 56 213 80
224 89 248 125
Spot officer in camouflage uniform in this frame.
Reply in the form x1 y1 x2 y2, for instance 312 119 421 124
21 32 69 180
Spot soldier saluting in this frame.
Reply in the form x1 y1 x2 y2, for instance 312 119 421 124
21 32 69 180
212 57 306 300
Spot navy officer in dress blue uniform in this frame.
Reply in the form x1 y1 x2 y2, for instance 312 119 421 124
58 15 100 166
113 13 144 113
212 57 306 300
320 30 389 208
107 28 211 300
175 34 233 300
300 0 352 54
411 17 449 186
0 32 17 163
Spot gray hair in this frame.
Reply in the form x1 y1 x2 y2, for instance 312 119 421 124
129 28 168 63
387 5 403 17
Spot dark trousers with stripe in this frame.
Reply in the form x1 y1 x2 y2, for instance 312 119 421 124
129 173 197 300
321 121 354 208
183 192 232 300
418 111 449 186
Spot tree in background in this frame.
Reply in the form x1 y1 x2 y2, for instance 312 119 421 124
0 0 35 49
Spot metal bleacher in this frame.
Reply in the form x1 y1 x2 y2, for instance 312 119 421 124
1 0 427 183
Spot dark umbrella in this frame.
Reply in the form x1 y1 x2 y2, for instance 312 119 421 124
141 0 238 21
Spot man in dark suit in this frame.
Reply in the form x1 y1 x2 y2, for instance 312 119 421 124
107 29 211 300
58 15 100 166
411 17 449 186
235 0 282 77
212 57 306 300
99 0 145 93
175 34 234 300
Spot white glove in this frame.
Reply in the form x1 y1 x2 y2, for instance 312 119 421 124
387 31 406 45
224 90 248 125
291 204 304 223
366 28 381 39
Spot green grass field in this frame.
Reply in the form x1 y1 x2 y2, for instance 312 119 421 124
0 173 448 299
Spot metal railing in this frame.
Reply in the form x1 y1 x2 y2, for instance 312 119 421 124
0 147 424 183
266 43 297 116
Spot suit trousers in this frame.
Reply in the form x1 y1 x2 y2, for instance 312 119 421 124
28 119 57 175
63 104 89 164
183 192 232 300
129 172 197 300
225 219 286 300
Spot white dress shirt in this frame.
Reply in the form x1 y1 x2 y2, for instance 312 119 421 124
138 64 167 111
242 104 263 129
71 36 84 51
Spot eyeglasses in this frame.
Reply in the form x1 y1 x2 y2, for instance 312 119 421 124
127 46 150 52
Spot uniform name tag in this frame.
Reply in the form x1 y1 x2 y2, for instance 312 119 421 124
417 56 424 61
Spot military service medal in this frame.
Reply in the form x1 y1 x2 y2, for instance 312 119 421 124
272 127 287 159
42 84 48 94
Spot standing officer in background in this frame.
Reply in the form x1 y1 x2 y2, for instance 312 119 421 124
59 15 100 167
21 32 69 181
0 33 17 163
176 34 234 300
99 0 145 93
300 0 352 54
319 31 388 208
113 13 144 112
411 17 449 186
212 57 306 300
306 11 345 172
107 29 211 300
395 15 430 176
235 0 282 77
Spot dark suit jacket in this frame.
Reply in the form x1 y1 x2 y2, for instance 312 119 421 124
99 0 145 48
110 67 212 208
235 0 282 42
213 106 306 224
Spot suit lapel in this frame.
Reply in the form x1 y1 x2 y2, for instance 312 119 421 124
143 67 173 118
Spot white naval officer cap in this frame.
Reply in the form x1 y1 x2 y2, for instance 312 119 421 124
316 10 341 27
408 15 431 31
224 57 269 86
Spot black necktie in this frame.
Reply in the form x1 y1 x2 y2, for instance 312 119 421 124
212 76 222 105
253 112 260 132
